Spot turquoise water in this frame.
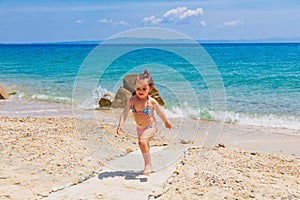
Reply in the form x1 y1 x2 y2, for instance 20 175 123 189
0 43 299 129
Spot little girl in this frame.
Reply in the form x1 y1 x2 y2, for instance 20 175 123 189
117 70 172 175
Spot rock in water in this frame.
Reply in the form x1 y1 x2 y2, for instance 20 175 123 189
0 83 9 99
111 87 132 108
99 92 114 108
123 74 138 93
99 98 111 108
111 74 165 108
123 74 165 106
149 87 165 106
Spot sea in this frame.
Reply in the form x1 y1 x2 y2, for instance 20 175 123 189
0 42 299 130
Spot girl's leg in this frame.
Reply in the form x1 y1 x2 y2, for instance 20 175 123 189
138 127 157 175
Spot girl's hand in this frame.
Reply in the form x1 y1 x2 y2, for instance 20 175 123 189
165 120 172 129
117 125 124 135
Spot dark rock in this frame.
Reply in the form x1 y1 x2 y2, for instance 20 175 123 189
218 143 225 148
99 98 111 107
123 74 165 106
149 87 165 106
110 73 165 108
99 92 114 108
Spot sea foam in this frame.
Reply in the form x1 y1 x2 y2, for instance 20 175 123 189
163 103 300 131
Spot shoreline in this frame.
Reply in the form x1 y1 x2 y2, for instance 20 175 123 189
1 98 299 157
2 95 300 129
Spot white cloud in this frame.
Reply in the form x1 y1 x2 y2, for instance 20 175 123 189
200 20 206 27
142 16 163 25
98 19 131 26
218 20 244 28
163 6 188 20
178 8 203 20
99 6 204 27
98 19 113 23
114 20 131 26
142 6 204 25
75 19 83 23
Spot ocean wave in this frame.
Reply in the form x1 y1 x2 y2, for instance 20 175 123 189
32 94 72 103
77 86 113 110
164 104 300 131
21 88 300 131
217 111 300 130
22 93 73 103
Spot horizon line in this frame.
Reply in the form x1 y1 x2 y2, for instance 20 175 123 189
1 37 300 45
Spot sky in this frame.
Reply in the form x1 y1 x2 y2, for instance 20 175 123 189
0 0 300 43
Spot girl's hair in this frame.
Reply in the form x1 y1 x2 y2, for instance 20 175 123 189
137 69 154 87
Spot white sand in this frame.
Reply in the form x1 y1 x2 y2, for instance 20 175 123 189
0 99 299 199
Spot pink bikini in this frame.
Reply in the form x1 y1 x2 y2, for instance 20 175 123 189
131 95 157 134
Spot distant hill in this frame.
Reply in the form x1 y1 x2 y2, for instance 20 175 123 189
53 37 300 44
1 37 300 45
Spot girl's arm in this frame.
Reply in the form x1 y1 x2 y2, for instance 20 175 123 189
117 97 132 135
151 98 172 129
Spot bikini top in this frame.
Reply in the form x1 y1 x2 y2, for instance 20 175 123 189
131 95 151 115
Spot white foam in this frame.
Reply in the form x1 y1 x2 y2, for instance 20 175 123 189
31 94 72 103
76 89 300 131
164 103 300 131
218 111 300 130
77 86 113 110
163 102 200 119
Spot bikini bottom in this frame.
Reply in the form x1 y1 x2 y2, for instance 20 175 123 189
136 124 157 138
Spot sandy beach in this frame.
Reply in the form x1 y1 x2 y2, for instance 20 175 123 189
0 99 300 199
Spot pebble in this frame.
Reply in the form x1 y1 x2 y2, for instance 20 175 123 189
0 175 8 179
72 179 79 185
78 177 85 183
163 184 171 192
106 157 113 161
57 185 65 190
235 179 243 183
180 140 193 144
51 186 59 192
148 196 155 200
173 170 180 175
167 177 174 184
218 143 226 148
40 192 49 197
126 148 133 153
64 182 72 188
193 191 204 196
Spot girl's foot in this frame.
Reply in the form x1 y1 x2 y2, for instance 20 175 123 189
143 164 152 176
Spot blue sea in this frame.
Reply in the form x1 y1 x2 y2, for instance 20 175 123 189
0 42 299 130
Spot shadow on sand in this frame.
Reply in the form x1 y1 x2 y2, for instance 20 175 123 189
98 170 148 182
